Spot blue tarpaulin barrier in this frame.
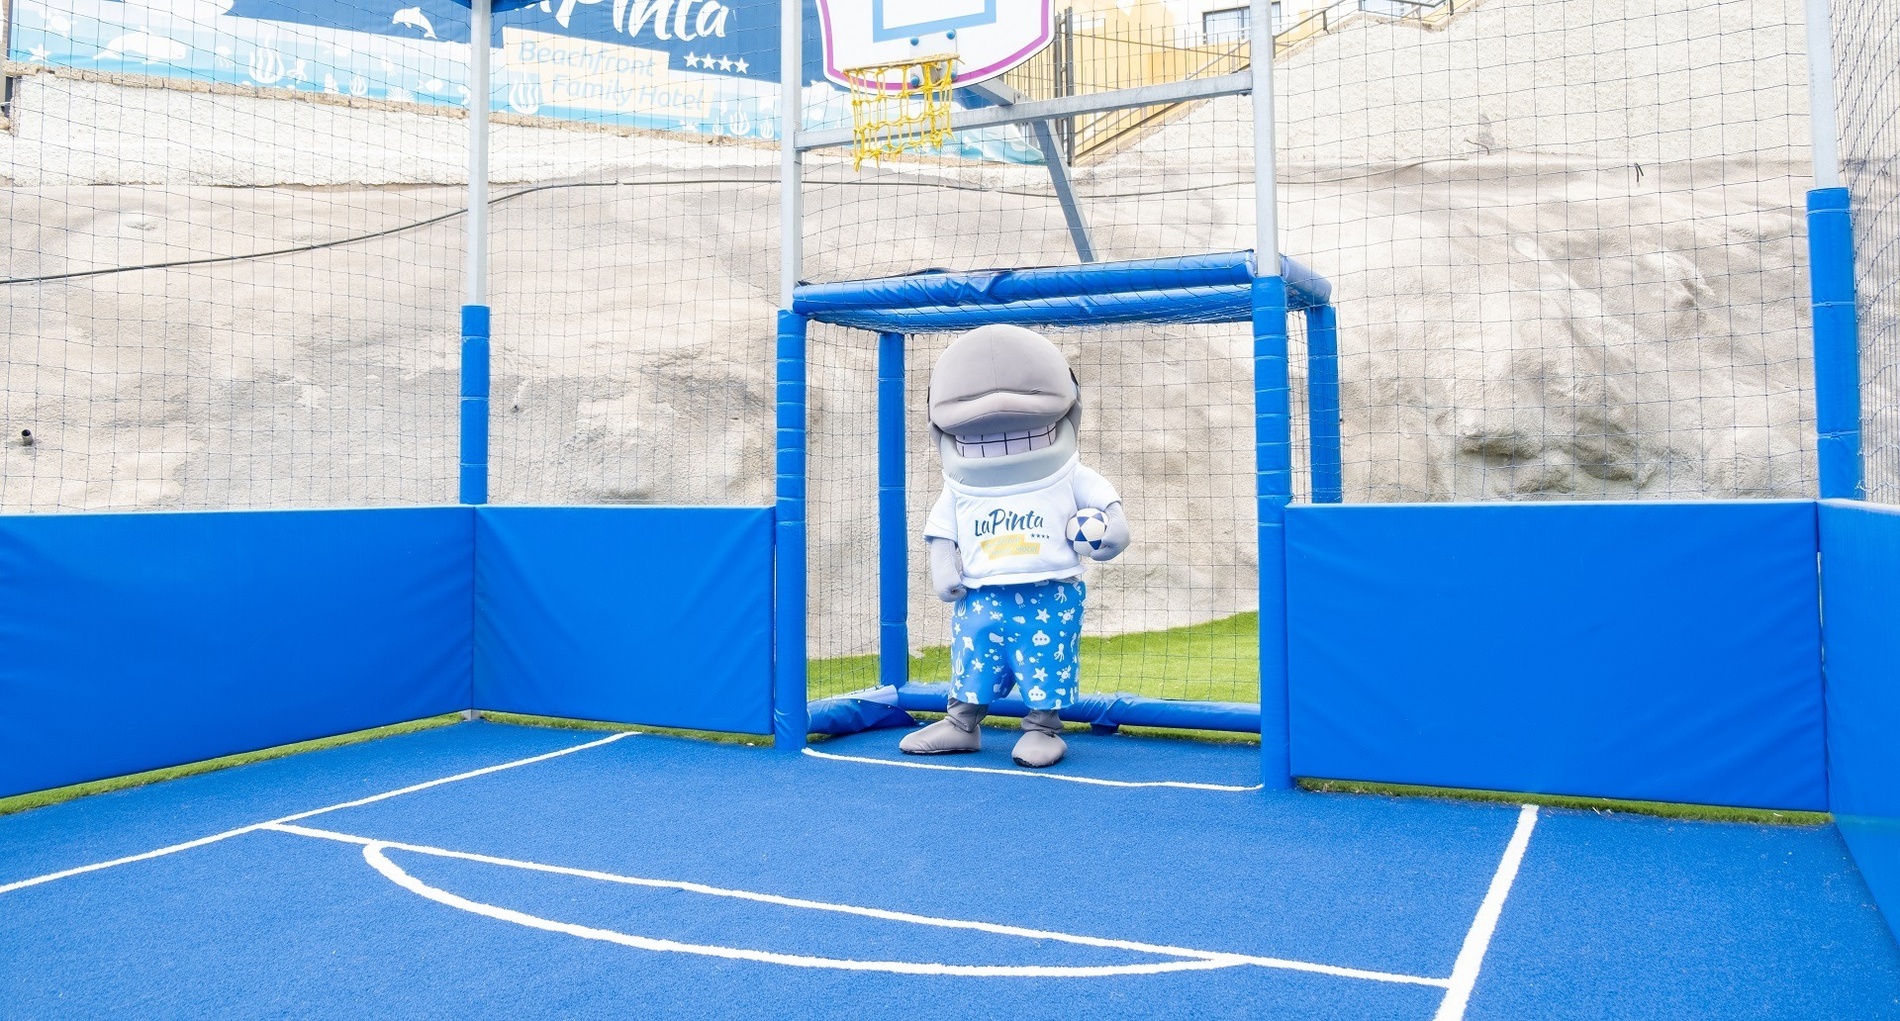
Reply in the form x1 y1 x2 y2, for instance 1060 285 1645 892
1819 500 1900 944
474 507 774 735
1285 501 1826 810
0 508 473 799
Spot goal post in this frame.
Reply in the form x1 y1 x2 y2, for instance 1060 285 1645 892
779 0 1305 785
786 251 1336 786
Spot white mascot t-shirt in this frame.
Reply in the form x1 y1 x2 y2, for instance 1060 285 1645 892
924 455 1121 588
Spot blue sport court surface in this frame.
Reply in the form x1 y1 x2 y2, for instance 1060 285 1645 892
3 721 1898 1020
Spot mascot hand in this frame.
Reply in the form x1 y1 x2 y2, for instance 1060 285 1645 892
928 537 968 602
1088 502 1132 562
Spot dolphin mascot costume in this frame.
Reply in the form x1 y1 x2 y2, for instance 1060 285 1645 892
899 325 1131 767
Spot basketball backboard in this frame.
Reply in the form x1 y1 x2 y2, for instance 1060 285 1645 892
815 0 1054 90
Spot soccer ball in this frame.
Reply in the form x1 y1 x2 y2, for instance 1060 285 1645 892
1068 507 1110 554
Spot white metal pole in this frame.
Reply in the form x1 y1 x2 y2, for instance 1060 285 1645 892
468 0 492 304
1805 0 1841 189
1252 0 1279 272
780 0 804 308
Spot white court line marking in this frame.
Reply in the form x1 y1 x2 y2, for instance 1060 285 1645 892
802 747 1265 792
0 730 637 898
268 821 1447 985
1432 804 1539 1021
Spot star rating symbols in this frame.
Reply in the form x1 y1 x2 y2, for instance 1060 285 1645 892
681 53 747 75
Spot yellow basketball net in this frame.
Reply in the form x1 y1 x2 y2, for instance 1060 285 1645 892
843 55 958 170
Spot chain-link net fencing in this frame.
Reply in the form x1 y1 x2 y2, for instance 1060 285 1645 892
1278 0 1815 501
1831 0 1900 503
0 49 466 511
800 0 1825 711
1 0 786 513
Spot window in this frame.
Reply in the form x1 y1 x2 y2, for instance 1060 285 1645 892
1203 4 1279 43
1359 0 1429 17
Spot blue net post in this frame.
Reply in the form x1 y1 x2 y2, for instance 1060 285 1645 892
1808 187 1864 500
1254 276 1294 789
775 310 810 748
1305 303 1342 504
878 332 909 693
459 305 490 505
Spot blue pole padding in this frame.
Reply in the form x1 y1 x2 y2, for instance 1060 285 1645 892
1254 276 1293 790
877 332 909 693
1305 303 1342 504
459 305 490 505
774 310 810 749
793 252 1257 313
1807 187 1864 500
791 251 1333 315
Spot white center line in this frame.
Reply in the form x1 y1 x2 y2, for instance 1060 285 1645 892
0 730 637 897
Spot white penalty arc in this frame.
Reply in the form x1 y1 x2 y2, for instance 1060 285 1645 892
273 822 1443 985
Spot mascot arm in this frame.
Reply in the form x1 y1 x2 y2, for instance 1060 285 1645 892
1089 501 1132 562
928 537 967 602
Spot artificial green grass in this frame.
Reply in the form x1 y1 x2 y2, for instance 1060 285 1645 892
809 611 1260 705
0 714 464 818
1299 777 1831 827
476 711 772 747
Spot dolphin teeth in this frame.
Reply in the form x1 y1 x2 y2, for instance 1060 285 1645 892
954 424 1059 458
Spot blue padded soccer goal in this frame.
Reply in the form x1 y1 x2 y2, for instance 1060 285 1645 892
787 250 1335 785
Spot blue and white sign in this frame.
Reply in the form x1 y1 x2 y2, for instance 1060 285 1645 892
6 0 1044 160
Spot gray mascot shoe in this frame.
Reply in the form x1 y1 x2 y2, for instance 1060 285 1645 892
1011 710 1068 768
899 698 987 755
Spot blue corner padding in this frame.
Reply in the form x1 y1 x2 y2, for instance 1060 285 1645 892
0 508 473 799
805 686 917 736
1286 502 1826 810
473 507 773 734
1820 500 1900 944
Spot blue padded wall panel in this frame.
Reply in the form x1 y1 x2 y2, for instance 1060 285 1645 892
1286 502 1825 810
0 508 473 799
474 507 773 734
1819 500 1900 944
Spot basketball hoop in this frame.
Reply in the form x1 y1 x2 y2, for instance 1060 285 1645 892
842 55 958 170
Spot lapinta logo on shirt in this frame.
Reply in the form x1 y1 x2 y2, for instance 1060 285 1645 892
971 508 1046 538
980 535 1042 558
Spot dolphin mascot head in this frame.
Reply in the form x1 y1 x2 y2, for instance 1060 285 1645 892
927 324 1082 487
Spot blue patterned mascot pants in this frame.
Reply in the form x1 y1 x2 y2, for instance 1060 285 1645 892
949 579 1086 711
